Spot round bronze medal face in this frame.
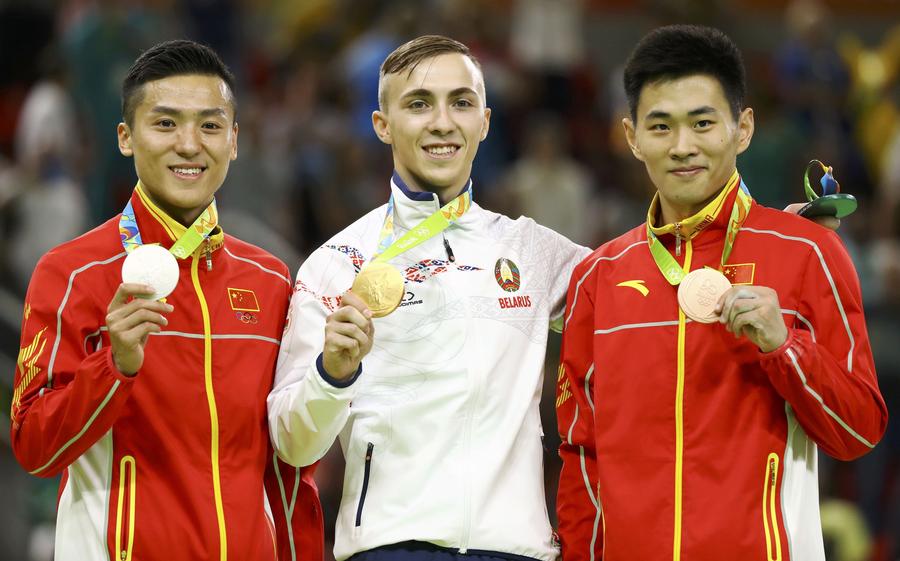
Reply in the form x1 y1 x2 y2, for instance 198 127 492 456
677 268 732 323
351 262 405 318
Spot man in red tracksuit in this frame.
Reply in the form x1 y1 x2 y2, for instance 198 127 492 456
556 25 887 561
10 40 322 560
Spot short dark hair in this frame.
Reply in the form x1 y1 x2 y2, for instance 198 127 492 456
121 39 237 125
623 25 746 122
378 35 482 110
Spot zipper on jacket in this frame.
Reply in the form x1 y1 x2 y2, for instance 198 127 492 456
355 442 375 527
442 233 456 263
674 222 683 257
191 253 228 560
672 240 692 561
762 453 783 561
115 455 136 561
205 240 213 271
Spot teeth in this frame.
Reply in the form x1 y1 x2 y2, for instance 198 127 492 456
173 167 202 175
426 146 456 155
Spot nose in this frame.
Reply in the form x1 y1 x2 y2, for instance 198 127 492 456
669 127 698 160
175 125 202 157
428 103 456 135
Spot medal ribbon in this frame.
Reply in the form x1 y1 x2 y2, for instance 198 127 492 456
371 181 473 264
646 171 752 285
119 182 219 258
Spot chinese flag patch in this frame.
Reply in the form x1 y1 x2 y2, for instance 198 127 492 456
723 263 755 285
228 288 260 311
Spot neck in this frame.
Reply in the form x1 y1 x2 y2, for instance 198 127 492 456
395 170 468 205
658 187 727 226
142 190 207 228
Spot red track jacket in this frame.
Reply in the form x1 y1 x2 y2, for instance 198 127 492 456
556 179 886 561
11 186 322 561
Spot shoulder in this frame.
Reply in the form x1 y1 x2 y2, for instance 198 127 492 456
589 223 646 261
743 204 845 254
35 217 122 277
474 205 584 248
223 234 291 284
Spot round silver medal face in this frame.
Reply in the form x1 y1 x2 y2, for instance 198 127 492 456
121 244 179 300
677 268 732 323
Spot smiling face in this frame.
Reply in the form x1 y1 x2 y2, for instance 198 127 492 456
117 73 238 225
623 74 754 224
372 53 491 203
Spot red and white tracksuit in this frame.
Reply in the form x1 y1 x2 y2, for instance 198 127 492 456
11 186 323 561
556 179 887 561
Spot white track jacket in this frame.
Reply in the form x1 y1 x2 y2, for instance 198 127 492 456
268 175 588 560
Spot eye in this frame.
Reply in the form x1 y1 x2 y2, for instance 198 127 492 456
408 100 428 110
649 123 669 131
694 119 713 129
201 122 223 130
156 118 176 128
453 98 475 108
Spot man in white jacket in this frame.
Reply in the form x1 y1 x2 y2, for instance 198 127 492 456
268 35 587 561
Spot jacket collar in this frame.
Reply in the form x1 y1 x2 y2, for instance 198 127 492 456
647 170 741 243
388 171 474 230
131 183 225 256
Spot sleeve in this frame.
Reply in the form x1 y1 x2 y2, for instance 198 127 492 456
538 223 592 333
759 231 887 460
265 452 324 561
10 253 136 477
267 246 360 467
556 255 604 561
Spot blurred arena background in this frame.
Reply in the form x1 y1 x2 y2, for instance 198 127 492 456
0 0 898 559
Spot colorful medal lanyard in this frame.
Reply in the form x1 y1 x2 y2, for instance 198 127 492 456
119 186 219 259
370 181 473 264
646 172 753 286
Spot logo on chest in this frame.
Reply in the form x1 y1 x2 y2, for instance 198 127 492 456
228 287 261 324
494 258 521 292
495 258 531 309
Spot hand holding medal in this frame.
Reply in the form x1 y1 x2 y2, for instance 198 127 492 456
110 187 217 375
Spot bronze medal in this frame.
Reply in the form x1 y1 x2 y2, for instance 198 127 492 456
351 262 405 318
677 268 732 323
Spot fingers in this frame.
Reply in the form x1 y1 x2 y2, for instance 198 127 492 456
715 285 788 352
812 216 840 231
327 320 372 353
108 283 157 311
782 203 840 231
341 290 373 319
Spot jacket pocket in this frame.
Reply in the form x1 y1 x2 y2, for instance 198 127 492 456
115 455 137 561
355 442 374 527
762 453 782 561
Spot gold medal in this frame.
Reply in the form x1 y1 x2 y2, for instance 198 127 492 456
351 262 405 318
677 268 732 323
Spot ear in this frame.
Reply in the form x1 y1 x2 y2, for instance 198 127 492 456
479 107 491 141
735 107 754 156
622 117 644 162
372 110 392 145
117 122 133 157
230 122 239 160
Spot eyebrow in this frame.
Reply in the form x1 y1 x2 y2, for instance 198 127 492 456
148 106 229 118
399 87 479 100
644 106 718 120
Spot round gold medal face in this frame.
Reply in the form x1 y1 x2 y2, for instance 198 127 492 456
677 268 732 323
351 262 405 318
